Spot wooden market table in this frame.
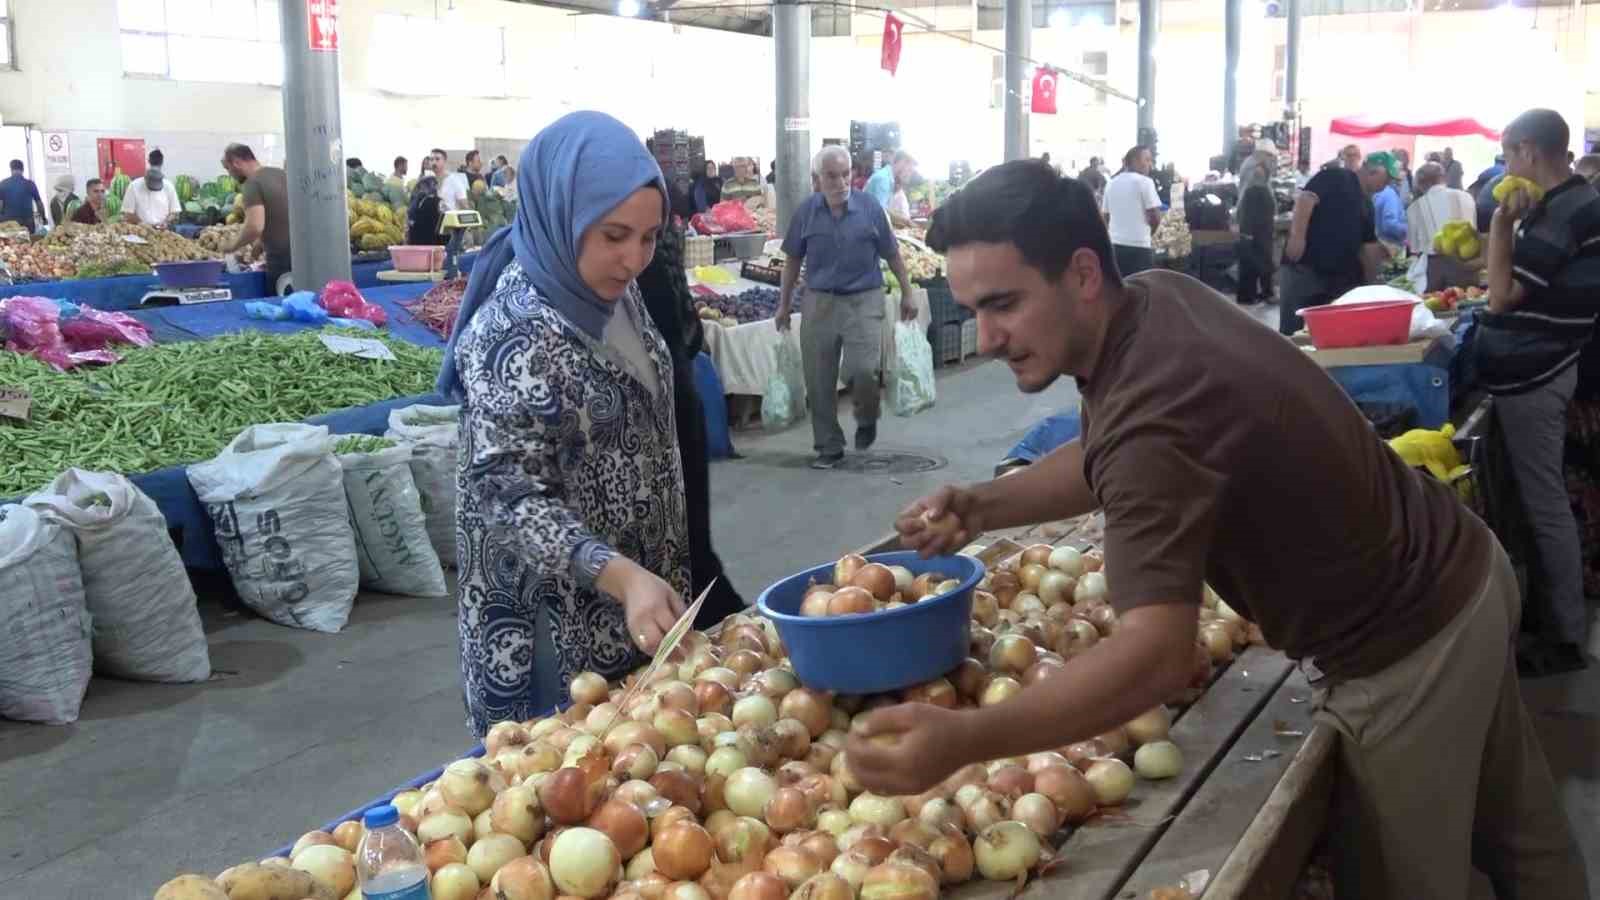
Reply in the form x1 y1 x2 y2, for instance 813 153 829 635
857 516 1337 900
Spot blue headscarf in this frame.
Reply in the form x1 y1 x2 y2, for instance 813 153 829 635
437 111 668 400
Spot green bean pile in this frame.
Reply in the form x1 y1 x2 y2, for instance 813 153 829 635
0 330 443 497
334 434 395 455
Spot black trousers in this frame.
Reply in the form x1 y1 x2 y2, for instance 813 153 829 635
1112 244 1155 278
671 357 747 629
1236 236 1274 304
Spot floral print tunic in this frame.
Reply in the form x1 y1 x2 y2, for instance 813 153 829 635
454 262 690 737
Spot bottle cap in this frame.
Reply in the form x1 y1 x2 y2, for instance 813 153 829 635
362 804 399 829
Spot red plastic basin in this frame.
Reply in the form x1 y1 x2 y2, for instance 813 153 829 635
1300 300 1416 349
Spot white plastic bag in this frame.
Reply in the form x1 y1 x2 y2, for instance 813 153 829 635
761 332 807 428
338 444 448 597
890 320 937 416
0 504 93 724
385 404 460 568
186 424 359 633
24 469 210 683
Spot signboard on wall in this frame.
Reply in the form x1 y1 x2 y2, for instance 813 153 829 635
308 0 340 52
44 133 70 166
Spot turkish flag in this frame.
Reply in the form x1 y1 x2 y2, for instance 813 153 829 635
1031 67 1058 115
881 13 903 75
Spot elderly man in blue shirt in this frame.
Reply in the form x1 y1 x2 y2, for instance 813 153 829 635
1362 151 1408 247
777 145 916 469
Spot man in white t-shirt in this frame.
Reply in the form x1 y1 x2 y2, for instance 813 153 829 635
121 167 181 228
1406 161 1478 256
1101 145 1163 276
437 151 470 213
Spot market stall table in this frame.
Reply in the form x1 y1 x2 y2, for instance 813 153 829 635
0 269 272 311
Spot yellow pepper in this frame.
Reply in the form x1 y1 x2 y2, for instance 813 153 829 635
1492 175 1545 204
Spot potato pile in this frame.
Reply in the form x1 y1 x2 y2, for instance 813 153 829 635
155 541 1255 900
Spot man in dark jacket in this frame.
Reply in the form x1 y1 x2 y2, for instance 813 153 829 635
635 225 746 629
1236 149 1279 305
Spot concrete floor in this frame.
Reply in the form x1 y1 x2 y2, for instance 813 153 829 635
2 354 1596 898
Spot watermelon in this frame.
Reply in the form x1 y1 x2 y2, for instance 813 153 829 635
109 173 132 204
214 175 237 194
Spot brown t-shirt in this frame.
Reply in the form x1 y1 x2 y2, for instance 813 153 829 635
241 166 291 271
1078 270 1490 680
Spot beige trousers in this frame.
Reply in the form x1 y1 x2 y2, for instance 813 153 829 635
1314 540 1589 899
799 288 885 456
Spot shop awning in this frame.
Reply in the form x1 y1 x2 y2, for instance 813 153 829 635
1329 116 1502 141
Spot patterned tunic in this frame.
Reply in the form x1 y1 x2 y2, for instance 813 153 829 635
454 262 690 737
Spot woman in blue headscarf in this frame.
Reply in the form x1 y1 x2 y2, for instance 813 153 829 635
438 112 690 737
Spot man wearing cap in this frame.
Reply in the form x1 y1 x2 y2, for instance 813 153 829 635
1363 152 1408 247
121 166 181 228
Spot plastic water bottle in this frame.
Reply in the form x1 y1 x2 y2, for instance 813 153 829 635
356 804 430 900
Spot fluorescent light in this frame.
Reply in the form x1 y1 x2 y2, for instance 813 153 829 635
619 0 642 15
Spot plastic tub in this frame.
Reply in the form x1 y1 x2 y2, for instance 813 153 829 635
1300 300 1417 349
757 551 984 694
388 245 446 273
153 260 225 288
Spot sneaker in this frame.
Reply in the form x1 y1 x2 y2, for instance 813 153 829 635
855 424 878 451
1517 641 1590 678
810 453 844 470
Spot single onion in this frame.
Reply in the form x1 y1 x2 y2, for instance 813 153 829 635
665 881 713 900
1081 548 1104 571
571 672 611 707
796 831 840 869
695 683 734 717
550 827 622 898
847 793 906 828
704 810 738 841
803 742 837 772
730 871 788 900
419 811 475 847
1033 765 1096 824
606 722 669 760
1124 707 1171 746
540 767 603 825
826 587 875 616
1084 604 1118 637
908 572 942 601
1010 793 1060 837
432 862 482 900
979 676 1022 707
487 721 532 758
331 819 364 853
652 770 703 814
986 765 1034 799
699 667 741 691
791 872 853 900
588 798 649 858
614 743 662 781
851 564 897 602
859 861 938 900
518 743 565 780
726 768 779 819
771 719 811 760
585 704 622 736
779 689 832 738
829 850 872 892
833 554 867 586
391 790 423 818
886 565 914 594
1047 545 1084 576
1036 570 1074 607
1020 543 1053 567
970 591 999 627
835 823 886 853
1200 623 1235 662
973 821 1042 881
887 820 938 851
469 833 528 884
292 844 356 897
950 659 989 700
1084 758 1135 805
292 830 337 859
763 846 822 890
725 650 768 682
963 794 1004 831
615 780 664 814
829 752 862 795
1074 571 1107 604
1133 741 1183 780
668 745 709 775
1022 657 1066 687
706 746 749 780
916 798 963 833
816 808 852 837
927 825 975 884
656 708 701 748
764 787 814 833
492 856 556 900
492 784 546 846
440 758 500 817
799 592 832 617
732 695 779 730
656 822 716 881
702 775 729 815
1056 619 1100 658
1096 726 1131 756
988 634 1037 676
715 816 773 868
1062 739 1106 770
1014 593 1047 618
425 836 469 873
1018 563 1047 594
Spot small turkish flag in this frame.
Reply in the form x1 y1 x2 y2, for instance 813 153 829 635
881 13 903 76
1031 67 1058 115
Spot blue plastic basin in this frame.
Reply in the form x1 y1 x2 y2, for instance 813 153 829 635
757 551 984 694
154 259 225 288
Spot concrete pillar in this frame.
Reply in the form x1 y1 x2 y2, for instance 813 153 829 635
1137 0 1157 134
1285 0 1301 110
773 0 811 236
1003 0 1030 161
1223 0 1241 162
279 0 351 292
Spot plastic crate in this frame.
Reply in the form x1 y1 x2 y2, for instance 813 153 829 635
714 233 768 262
741 260 782 285
961 317 978 357
685 236 715 268
921 277 968 325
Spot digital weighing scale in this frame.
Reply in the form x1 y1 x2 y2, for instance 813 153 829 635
139 285 234 307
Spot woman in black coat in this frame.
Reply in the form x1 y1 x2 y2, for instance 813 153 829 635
636 224 746 628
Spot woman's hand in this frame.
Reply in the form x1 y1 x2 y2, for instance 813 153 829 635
597 557 687 654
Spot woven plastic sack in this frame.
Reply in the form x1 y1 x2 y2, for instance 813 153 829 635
384 404 460 568
0 504 93 724
186 424 359 632
337 444 447 597
24 469 209 682
761 331 807 428
889 321 937 416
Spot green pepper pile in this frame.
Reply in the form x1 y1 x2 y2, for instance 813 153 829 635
0 330 443 496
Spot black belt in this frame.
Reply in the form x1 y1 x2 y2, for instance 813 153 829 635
812 286 880 297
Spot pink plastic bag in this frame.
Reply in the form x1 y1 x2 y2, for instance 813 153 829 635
319 280 388 326
3 297 74 370
709 201 759 234
61 309 153 352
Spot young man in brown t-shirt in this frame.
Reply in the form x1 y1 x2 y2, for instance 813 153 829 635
843 161 1587 898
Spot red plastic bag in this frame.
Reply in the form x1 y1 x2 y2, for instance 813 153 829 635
61 309 153 352
689 213 726 236
319 280 388 326
709 201 759 234
3 297 75 370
